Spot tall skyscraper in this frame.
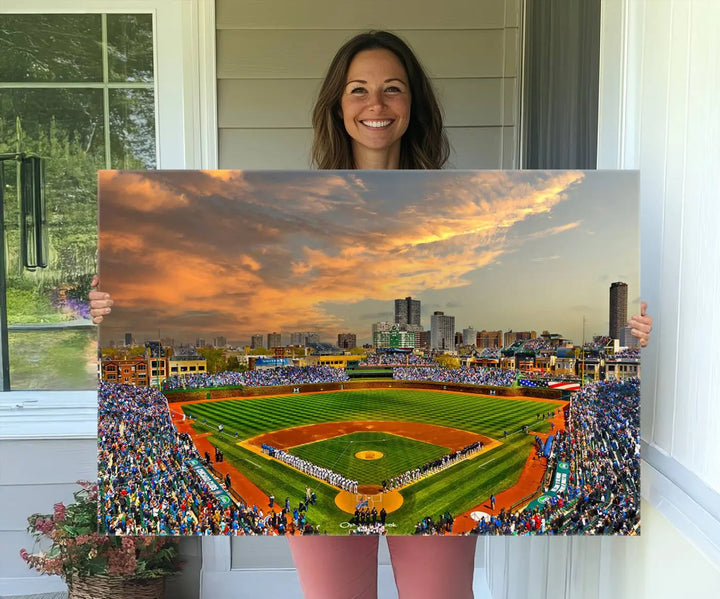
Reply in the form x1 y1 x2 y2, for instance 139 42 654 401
305 332 320 345
250 334 263 349
290 332 320 346
462 327 477 346
609 282 628 340
267 332 282 349
477 330 502 348
394 296 421 327
430 311 455 351
337 333 357 350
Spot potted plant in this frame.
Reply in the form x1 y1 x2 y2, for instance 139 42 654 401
20 480 182 599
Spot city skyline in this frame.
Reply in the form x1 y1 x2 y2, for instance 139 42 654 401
98 170 639 346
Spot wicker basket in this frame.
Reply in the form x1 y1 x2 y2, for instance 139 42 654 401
67 575 165 599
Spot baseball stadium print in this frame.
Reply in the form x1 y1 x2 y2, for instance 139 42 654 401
97 170 640 537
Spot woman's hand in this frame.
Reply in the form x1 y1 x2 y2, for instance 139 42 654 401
628 301 652 347
89 275 113 324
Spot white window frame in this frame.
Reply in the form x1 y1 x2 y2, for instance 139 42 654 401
0 0 217 431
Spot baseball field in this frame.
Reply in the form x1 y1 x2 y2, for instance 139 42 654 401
178 387 563 534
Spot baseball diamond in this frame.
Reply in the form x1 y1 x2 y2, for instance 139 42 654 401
176 387 564 534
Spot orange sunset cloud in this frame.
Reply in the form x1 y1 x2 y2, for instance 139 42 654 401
98 169 619 343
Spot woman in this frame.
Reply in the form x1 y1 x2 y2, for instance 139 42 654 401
90 31 653 599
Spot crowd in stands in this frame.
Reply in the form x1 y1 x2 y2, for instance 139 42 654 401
99 383 272 535
474 378 640 535
162 366 349 391
393 366 517 387
609 348 641 360
414 513 454 535
262 444 359 493
518 338 553 352
358 352 431 367
98 382 328 536
383 441 483 491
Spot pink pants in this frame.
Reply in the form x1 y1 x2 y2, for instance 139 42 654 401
288 535 477 599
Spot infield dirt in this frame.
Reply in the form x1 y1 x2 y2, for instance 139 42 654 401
244 420 498 453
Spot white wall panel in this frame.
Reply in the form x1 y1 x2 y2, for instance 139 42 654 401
219 128 313 169
505 0 521 28
446 127 504 169
0 439 97 485
217 0 509 30
218 79 320 128
0 483 86 531
639 0 679 455
502 126 518 169
502 78 517 126
672 3 720 487
217 29 510 80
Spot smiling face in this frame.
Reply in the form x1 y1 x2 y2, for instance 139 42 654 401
340 48 411 169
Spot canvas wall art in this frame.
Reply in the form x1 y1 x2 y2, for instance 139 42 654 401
97 169 640 536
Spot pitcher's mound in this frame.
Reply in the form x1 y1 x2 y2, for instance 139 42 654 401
335 489 404 514
355 450 383 460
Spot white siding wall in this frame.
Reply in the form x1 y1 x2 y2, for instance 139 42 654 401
216 0 522 169
0 395 202 599
0 395 98 596
486 1 720 597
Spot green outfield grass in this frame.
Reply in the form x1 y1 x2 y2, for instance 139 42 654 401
183 388 561 439
183 388 563 534
288 432 450 484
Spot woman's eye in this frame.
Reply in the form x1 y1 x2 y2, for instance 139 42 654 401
349 87 367 94
385 86 402 93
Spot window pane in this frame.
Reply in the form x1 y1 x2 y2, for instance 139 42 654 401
0 14 102 82
0 89 106 159
110 88 156 168
9 329 97 390
107 14 154 83
1 89 101 390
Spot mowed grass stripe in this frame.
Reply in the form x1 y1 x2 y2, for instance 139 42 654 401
182 389 562 441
